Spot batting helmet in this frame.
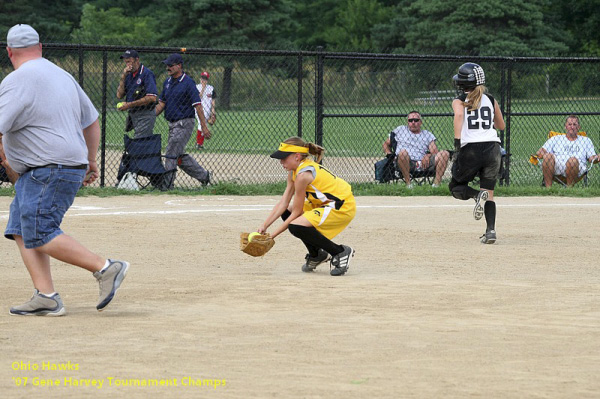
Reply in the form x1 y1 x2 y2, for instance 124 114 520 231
453 62 485 90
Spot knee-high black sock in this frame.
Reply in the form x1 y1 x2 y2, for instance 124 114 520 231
484 201 496 231
282 211 319 256
288 224 344 256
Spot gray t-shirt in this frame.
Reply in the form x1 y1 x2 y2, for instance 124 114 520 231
391 125 437 160
0 58 98 174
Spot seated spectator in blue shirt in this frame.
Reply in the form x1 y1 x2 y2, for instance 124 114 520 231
155 54 211 189
116 50 158 138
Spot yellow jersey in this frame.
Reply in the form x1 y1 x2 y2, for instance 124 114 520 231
293 159 353 210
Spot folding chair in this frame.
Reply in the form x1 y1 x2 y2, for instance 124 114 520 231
116 134 176 190
529 131 597 187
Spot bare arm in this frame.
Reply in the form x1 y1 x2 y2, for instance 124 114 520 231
428 140 439 155
268 172 313 239
258 172 296 235
155 100 165 116
421 141 438 168
383 138 393 155
493 99 505 130
536 147 548 158
116 65 131 99
452 99 464 140
82 119 100 186
118 94 157 111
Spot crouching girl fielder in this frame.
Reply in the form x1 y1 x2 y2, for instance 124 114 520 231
257 137 356 276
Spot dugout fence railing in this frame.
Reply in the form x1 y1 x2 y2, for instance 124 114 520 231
1 42 599 188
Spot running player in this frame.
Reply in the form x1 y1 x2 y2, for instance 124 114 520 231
257 137 356 276
449 63 505 244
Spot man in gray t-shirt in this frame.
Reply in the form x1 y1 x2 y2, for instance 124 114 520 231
382 111 450 187
0 24 129 316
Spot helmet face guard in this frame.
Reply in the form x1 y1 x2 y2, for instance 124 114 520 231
453 62 485 91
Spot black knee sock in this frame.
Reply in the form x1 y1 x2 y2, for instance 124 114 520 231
484 201 496 231
288 224 344 256
281 209 291 221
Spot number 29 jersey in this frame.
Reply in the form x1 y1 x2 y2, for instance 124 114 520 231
458 93 501 146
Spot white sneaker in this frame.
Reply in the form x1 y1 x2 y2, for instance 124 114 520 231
10 290 66 317
94 260 130 311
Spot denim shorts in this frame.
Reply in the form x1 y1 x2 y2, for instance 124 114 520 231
5 167 86 249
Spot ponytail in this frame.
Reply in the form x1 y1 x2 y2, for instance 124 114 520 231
463 85 486 111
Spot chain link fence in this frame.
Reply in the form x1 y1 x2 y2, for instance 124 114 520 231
1 43 599 188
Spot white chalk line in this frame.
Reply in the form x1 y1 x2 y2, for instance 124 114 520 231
0 201 598 219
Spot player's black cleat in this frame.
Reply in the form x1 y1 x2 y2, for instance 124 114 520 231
480 230 496 244
330 245 354 276
302 249 330 272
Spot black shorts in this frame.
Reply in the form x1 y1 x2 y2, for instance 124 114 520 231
452 142 501 190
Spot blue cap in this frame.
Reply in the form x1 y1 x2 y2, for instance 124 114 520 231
163 53 183 66
120 49 139 59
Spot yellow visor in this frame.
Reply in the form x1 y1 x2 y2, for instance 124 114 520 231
270 143 309 159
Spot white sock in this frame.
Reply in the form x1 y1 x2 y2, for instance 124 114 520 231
40 291 57 297
100 260 110 272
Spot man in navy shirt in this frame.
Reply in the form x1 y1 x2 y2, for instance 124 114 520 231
156 53 211 188
116 49 158 138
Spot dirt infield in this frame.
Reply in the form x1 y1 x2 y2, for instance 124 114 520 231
1 195 599 398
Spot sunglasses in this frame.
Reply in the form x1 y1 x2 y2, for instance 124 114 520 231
408 118 421 123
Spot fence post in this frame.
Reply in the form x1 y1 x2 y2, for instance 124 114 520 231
504 59 513 186
78 44 84 88
222 61 232 110
315 46 324 146
297 54 303 138
499 62 507 186
100 50 108 187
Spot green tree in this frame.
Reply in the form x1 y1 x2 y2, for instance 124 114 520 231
547 0 600 55
70 4 159 44
322 0 391 51
373 0 570 56
294 0 343 48
150 0 300 109
154 0 298 49
294 0 391 51
0 0 83 41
